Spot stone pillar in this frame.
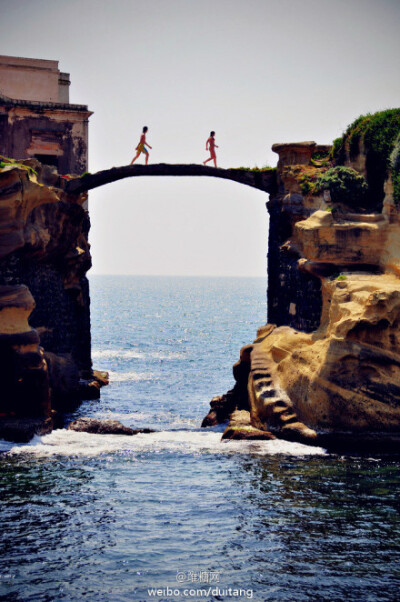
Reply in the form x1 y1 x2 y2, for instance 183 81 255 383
267 142 322 332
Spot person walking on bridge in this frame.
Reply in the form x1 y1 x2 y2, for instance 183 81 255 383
130 126 152 165
203 131 218 167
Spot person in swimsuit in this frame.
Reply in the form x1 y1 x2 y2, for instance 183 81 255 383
130 126 152 165
203 131 218 167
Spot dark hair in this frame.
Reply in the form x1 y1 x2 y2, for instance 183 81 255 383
210 131 215 136
143 126 148 133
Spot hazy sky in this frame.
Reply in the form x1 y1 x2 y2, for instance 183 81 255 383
1 0 400 276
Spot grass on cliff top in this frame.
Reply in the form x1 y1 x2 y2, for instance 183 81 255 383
233 164 276 173
331 108 400 209
0 155 38 178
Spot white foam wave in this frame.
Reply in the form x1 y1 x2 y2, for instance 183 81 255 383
92 349 186 361
3 429 327 459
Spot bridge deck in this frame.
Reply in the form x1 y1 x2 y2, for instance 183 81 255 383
64 163 276 195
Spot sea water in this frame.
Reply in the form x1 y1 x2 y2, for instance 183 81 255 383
0 276 399 602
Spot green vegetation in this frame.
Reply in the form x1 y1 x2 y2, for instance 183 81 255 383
0 155 38 178
332 109 400 210
315 166 368 208
311 149 330 167
299 172 319 195
331 137 345 163
331 272 348 281
234 165 276 173
391 133 400 205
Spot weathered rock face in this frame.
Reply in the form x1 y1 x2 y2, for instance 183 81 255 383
0 159 103 440
205 122 400 452
243 275 400 452
296 210 388 266
280 274 400 431
0 284 50 416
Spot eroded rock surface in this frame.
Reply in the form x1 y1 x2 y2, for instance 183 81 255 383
0 284 51 439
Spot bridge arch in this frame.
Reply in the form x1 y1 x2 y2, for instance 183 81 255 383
65 163 276 196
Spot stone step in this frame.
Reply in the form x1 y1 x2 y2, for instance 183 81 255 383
271 403 291 414
259 389 278 399
254 379 273 391
279 412 298 424
252 371 272 380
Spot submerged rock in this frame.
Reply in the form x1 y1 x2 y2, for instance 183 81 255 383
67 417 155 435
222 410 275 441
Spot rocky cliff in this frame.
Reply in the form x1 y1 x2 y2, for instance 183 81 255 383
3 108 400 452
0 158 106 441
204 109 400 453
0 159 273 443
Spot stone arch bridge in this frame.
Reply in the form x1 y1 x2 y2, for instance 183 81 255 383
64 163 276 196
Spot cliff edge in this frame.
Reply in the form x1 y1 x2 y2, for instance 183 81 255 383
0 158 106 441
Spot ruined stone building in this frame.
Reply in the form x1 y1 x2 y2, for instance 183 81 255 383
0 55 92 174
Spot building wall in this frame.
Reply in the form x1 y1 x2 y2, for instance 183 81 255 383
0 56 92 175
0 56 65 103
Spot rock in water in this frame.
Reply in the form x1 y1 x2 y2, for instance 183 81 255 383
67 417 155 435
0 417 53 443
221 410 275 441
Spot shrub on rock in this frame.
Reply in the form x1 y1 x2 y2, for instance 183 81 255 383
316 166 368 209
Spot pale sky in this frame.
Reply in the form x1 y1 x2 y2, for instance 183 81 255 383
1 0 400 276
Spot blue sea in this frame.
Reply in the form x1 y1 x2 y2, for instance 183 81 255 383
1 276 400 601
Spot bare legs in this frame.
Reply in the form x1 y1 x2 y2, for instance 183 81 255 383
203 155 217 168
130 151 141 165
130 151 150 165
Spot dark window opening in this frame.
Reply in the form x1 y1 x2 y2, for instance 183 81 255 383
34 154 59 169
